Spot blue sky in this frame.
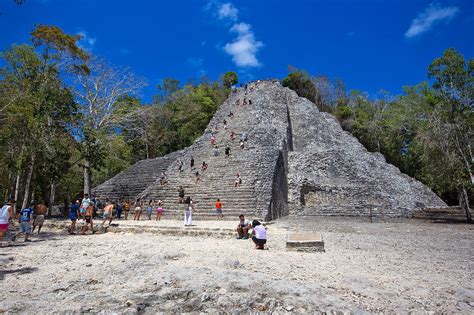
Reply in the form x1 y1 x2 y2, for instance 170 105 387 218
1 0 473 102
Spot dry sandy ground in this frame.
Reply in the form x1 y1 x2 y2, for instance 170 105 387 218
0 217 473 313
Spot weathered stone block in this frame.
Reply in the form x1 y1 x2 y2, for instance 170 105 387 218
286 232 325 252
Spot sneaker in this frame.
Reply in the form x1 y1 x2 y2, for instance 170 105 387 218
25 239 32 242
242 236 249 240
236 236 242 239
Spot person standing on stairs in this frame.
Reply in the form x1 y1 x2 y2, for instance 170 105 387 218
213 146 220 156
184 196 194 226
225 145 230 158
178 186 185 204
210 134 215 145
122 200 130 220
190 156 195 170
156 200 164 221
223 119 227 130
133 199 142 221
116 200 123 219
215 198 223 219
146 200 153 220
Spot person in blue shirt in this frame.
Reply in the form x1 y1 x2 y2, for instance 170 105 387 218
68 200 80 234
13 204 34 242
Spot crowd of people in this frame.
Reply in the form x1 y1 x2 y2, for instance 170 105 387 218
0 82 268 249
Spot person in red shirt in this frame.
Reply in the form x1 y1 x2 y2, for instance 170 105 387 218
215 198 223 219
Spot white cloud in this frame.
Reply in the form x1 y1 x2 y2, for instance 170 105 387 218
205 1 264 68
218 2 239 21
224 22 263 67
187 57 204 67
77 30 96 51
405 3 459 38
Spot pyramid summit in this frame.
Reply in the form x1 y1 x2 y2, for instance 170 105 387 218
93 80 446 220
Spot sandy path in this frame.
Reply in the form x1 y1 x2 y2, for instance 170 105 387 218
1 217 473 313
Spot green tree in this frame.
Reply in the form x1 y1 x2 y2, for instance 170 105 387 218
222 71 238 88
282 67 317 104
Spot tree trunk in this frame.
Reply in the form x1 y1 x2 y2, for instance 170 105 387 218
460 187 472 224
13 173 20 210
48 182 55 217
21 153 36 209
3 172 11 202
83 159 91 196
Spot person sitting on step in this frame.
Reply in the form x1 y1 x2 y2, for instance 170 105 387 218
195 170 201 183
213 146 220 156
201 161 208 172
240 140 244 149
159 172 167 185
230 131 236 141
236 214 251 239
235 172 242 187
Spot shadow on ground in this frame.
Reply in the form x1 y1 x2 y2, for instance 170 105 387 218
0 267 38 281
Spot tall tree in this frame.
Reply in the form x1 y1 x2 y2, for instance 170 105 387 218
72 57 146 195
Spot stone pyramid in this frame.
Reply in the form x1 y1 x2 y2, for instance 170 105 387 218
93 80 446 220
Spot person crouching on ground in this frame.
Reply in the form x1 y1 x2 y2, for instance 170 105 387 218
251 220 267 250
236 215 251 239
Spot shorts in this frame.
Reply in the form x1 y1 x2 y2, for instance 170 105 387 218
20 222 31 234
69 215 78 221
103 212 111 220
34 215 45 226
146 207 153 215
84 216 92 224
252 236 266 246
0 223 8 231
157 207 163 214
135 207 141 212
215 208 222 214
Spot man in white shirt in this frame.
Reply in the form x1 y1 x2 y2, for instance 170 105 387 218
236 215 251 239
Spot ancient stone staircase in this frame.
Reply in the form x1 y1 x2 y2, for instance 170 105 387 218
93 151 181 201
93 79 447 220
137 81 286 220
412 206 468 222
